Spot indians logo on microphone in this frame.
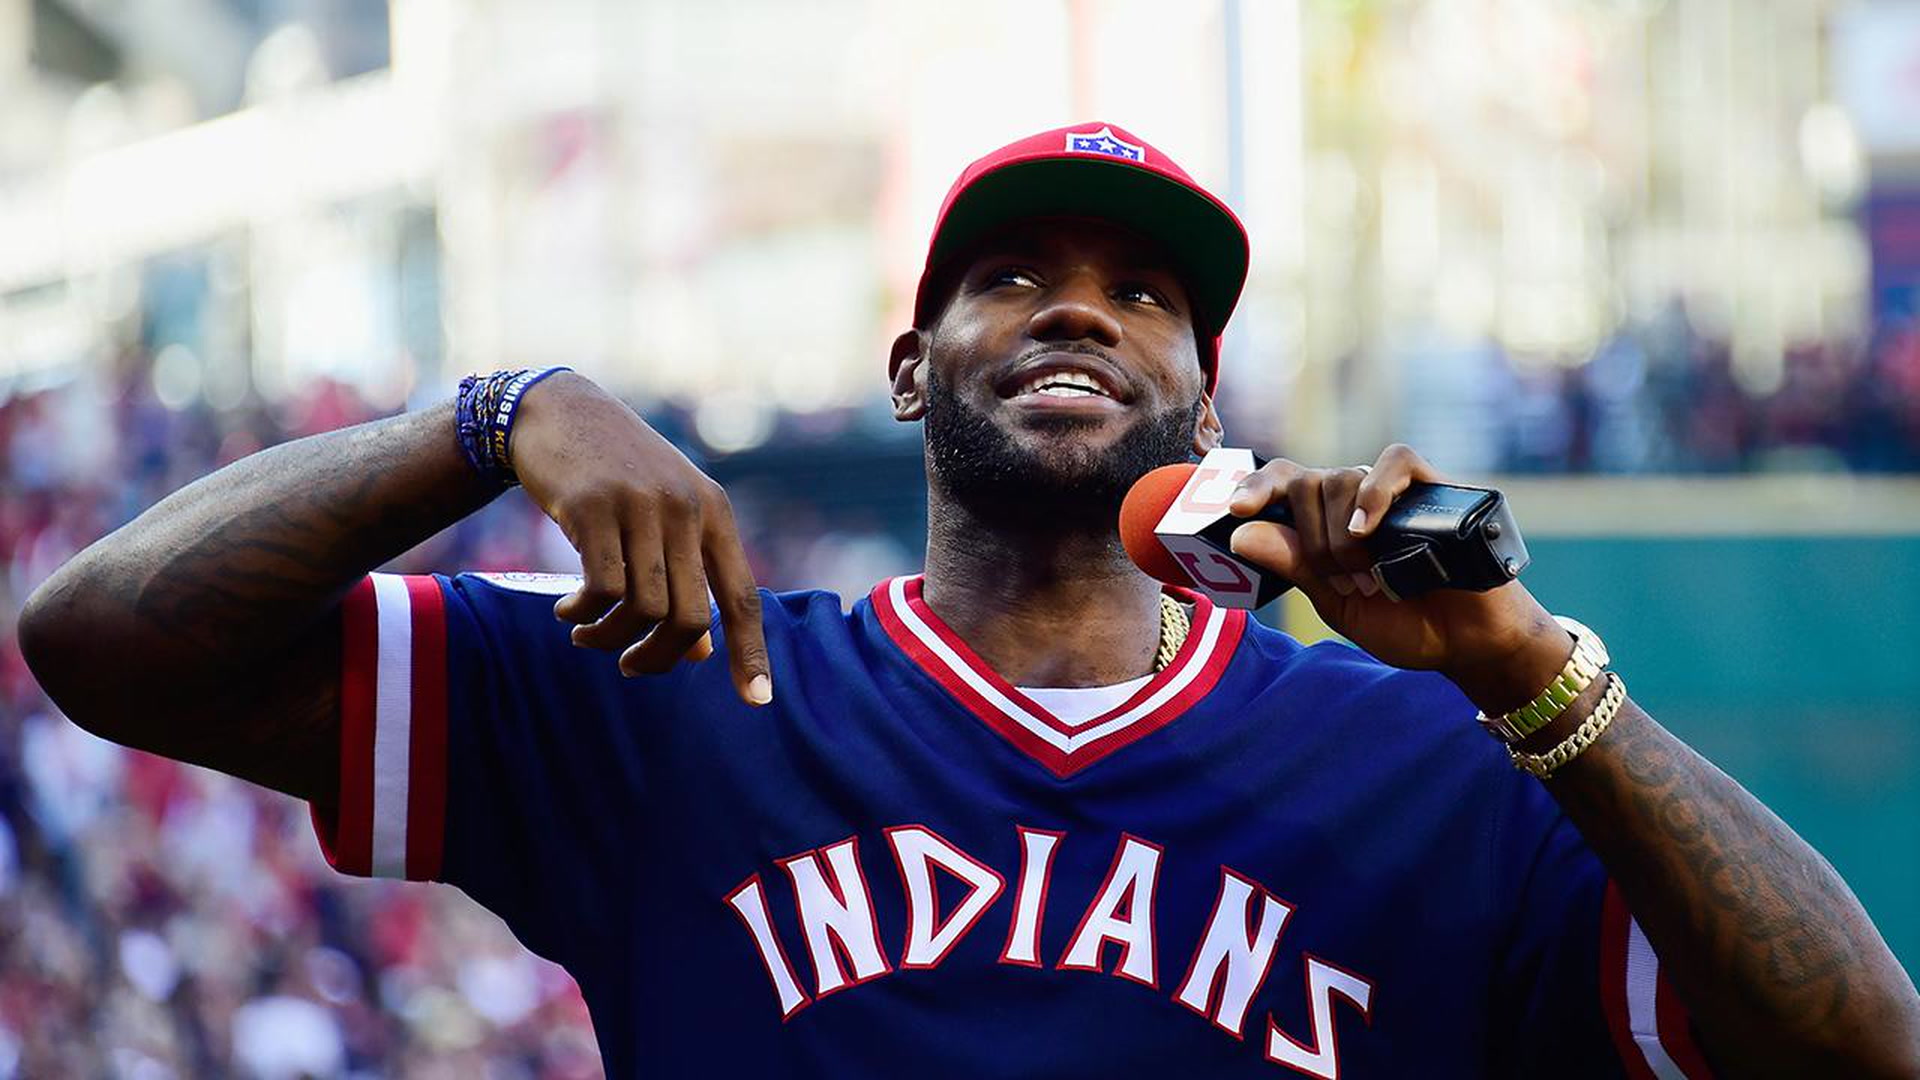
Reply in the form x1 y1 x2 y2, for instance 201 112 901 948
1151 447 1265 606
724 822 1371 1077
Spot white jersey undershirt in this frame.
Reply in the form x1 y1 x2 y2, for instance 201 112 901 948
1014 674 1155 729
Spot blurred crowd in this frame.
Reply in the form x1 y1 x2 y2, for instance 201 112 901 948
2 312 1919 1076
1495 306 1920 474
0 369 609 1079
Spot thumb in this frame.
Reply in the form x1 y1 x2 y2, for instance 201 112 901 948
1229 521 1305 578
1231 520 1347 614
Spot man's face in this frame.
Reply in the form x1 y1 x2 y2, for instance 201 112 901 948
905 217 1213 526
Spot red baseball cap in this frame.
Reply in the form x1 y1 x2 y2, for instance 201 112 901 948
910 121 1249 394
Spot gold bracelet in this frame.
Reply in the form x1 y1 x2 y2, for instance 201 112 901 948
1478 616 1609 744
1508 673 1627 779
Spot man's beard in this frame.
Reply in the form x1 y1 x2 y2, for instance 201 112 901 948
923 367 1202 534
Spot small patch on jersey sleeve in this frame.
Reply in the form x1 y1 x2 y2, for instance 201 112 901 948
471 571 585 595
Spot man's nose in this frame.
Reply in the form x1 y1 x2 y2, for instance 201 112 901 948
1027 277 1123 347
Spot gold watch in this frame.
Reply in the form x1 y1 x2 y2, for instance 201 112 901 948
1476 616 1610 745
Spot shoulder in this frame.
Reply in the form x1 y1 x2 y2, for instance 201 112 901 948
451 572 848 624
1232 620 1554 867
436 573 860 653
1236 617 1467 702
1228 618 1497 776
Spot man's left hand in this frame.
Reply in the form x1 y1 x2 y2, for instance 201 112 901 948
1224 443 1571 713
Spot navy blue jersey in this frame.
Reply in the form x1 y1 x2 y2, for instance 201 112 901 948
310 572 1715 1078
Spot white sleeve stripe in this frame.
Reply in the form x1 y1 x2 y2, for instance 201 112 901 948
1625 916 1689 1080
370 573 415 880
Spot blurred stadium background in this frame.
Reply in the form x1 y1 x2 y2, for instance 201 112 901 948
1 0 1918 1075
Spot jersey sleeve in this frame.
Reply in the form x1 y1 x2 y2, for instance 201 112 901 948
307 571 678 965
1490 776 1719 1079
309 573 452 882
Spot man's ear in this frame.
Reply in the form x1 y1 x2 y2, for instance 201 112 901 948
1192 393 1224 454
890 330 929 421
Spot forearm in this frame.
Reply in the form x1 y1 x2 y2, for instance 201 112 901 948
1525 686 1920 1076
1224 449 1920 1073
21 402 496 734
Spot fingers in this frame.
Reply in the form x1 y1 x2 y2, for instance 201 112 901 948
1283 466 1329 582
620 509 713 677
568 513 666 651
554 517 628 626
1225 458 1340 607
701 496 773 706
1348 443 1444 537
687 632 715 662
1227 462 1284 518
1318 470 1379 598
1224 457 1387 601
555 484 758 696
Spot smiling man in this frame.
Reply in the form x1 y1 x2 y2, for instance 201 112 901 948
19 123 1920 1078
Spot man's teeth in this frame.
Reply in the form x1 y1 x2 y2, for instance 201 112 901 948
1016 371 1110 398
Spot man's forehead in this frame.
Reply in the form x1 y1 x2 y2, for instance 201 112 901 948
961 215 1183 275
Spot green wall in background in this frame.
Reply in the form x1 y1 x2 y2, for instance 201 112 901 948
1522 537 1920 975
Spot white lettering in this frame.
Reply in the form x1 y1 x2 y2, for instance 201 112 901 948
781 837 891 995
1174 869 1293 1037
887 826 1005 968
722 876 810 1019
1000 827 1063 967
1059 834 1163 986
1265 957 1375 1078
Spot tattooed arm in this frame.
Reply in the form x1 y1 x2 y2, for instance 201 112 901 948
1227 443 1920 1078
18 374 772 811
1520 680 1920 1078
19 403 490 807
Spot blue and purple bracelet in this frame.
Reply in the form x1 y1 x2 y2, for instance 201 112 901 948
454 366 571 486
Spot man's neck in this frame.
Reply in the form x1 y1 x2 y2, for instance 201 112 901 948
919 487 1164 689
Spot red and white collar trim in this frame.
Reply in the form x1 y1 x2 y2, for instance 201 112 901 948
869 575 1247 777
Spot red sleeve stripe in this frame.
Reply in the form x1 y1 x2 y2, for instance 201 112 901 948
403 575 449 882
1601 882 1715 1079
322 577 380 877
312 573 449 881
1654 961 1715 1079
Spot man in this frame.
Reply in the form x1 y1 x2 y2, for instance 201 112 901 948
19 122 1920 1077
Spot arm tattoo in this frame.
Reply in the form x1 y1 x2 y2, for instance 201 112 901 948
23 404 499 806
1546 700 1920 1075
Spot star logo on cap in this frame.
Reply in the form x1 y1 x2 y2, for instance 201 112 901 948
1065 126 1145 163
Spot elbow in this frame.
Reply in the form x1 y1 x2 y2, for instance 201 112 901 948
1837 1041 1920 1080
18 573 68 695
1805 989 1920 1080
18 569 116 738
1872 1001 1920 1079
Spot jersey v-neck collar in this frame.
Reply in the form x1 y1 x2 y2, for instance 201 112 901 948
866 574 1248 778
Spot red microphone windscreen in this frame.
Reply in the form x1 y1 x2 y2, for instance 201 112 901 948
1120 463 1198 585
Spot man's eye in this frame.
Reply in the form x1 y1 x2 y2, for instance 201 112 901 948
986 268 1040 288
1116 284 1166 307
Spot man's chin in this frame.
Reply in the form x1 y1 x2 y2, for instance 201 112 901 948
1002 409 1122 446
924 371 1200 530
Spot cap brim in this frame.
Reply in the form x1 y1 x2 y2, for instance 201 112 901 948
925 156 1248 335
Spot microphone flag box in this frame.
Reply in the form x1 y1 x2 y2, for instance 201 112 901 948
1152 447 1289 610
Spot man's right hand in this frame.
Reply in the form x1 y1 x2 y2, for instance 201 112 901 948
509 373 772 705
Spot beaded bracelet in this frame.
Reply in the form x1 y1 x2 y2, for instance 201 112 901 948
454 367 571 486
1508 672 1627 779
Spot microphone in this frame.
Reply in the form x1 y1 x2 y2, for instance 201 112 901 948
1119 448 1530 609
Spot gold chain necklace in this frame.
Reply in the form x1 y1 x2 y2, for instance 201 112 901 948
1153 593 1191 672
